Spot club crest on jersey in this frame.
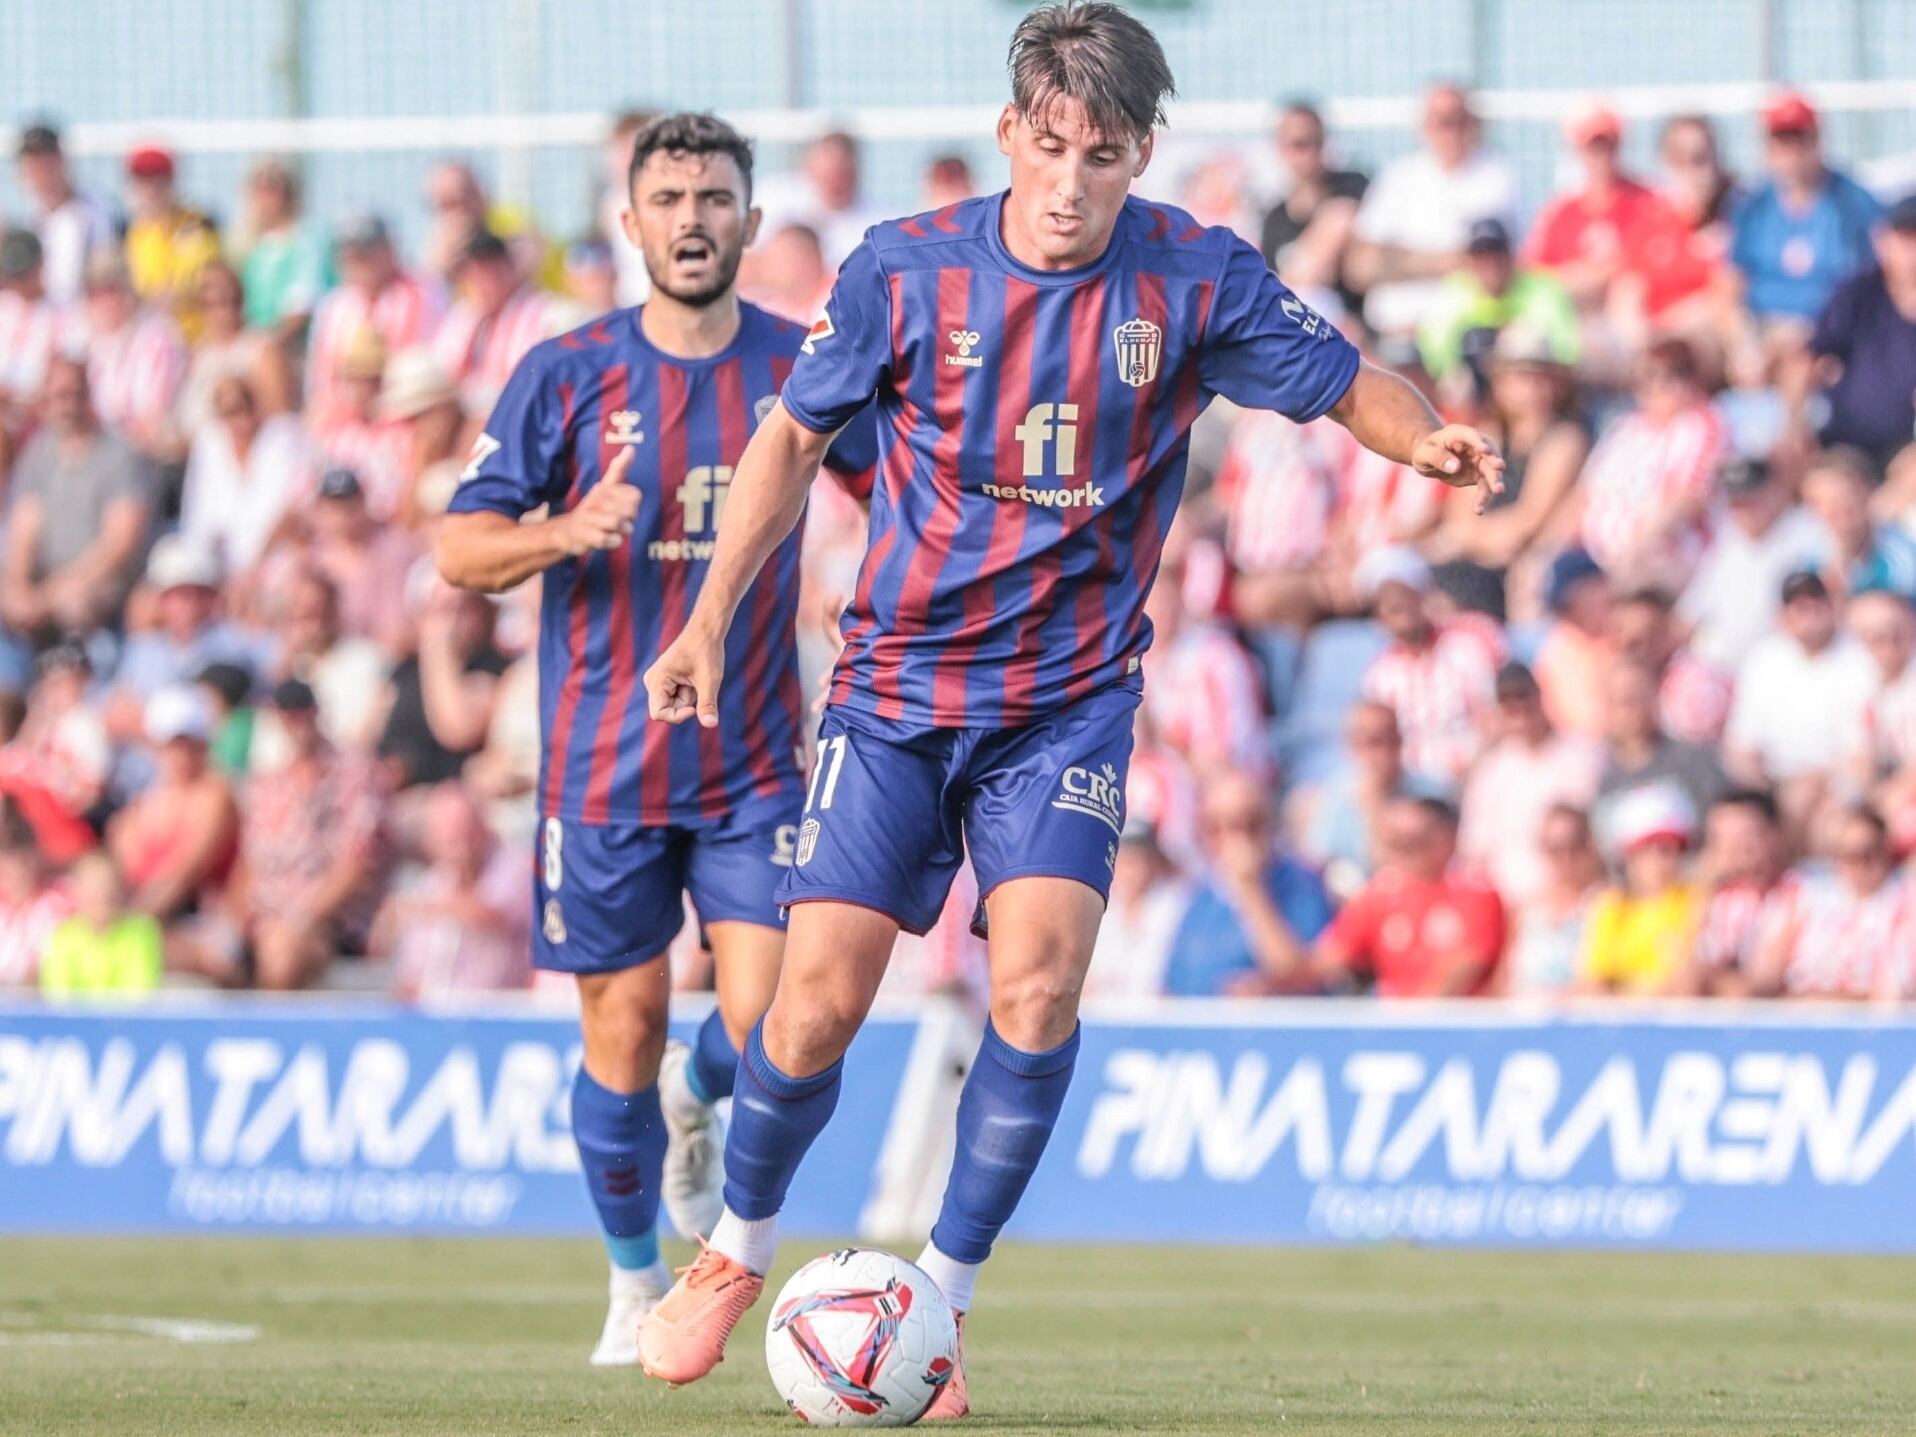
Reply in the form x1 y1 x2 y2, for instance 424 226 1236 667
754 393 780 427
542 898 567 944
1113 317 1162 388
796 817 821 867
1053 760 1124 835
802 312 834 355
604 409 645 446
944 329 984 368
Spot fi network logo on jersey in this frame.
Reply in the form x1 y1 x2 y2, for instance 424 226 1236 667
1053 761 1123 835
1113 317 1162 388
984 403 1105 507
944 329 984 368
605 409 645 445
802 312 834 355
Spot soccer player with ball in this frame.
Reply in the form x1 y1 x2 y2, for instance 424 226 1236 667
640 0 1502 1417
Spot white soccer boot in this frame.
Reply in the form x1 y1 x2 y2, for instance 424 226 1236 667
658 1039 727 1239
590 1272 662 1367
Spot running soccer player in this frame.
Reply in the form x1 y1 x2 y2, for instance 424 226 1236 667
433 112 873 1367
639 3 1502 1412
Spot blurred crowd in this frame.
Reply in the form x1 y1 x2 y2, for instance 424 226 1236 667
1 83 1914 1004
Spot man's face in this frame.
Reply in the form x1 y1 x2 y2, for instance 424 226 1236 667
427 166 481 225
1782 592 1837 651
998 97 1151 269
1878 226 1916 289
84 281 132 335
1199 776 1272 858
158 584 216 638
1493 686 1543 744
1468 247 1513 295
1848 594 1915 679
128 174 172 220
339 243 393 295
1422 88 1476 167
1373 580 1427 643
1765 127 1822 188
310 496 368 549
806 136 859 209
1705 805 1774 884
1603 667 1658 745
1803 468 1870 551
1579 134 1621 187
1346 706 1402 775
459 255 516 315
40 360 87 426
1382 802 1450 880
16 151 62 205
1609 599 1669 666
622 149 757 308
1275 111 1326 182
284 578 337 654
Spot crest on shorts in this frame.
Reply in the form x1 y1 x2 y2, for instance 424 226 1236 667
796 817 821 867
1112 317 1161 388
542 897 568 944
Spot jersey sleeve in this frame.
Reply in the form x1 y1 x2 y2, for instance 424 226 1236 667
780 236 892 437
445 348 568 518
1199 238 1361 422
819 399 881 503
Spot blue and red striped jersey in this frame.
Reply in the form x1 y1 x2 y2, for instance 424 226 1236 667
781 191 1361 729
448 302 876 826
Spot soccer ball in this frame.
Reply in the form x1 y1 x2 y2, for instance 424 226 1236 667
764 1248 959 1427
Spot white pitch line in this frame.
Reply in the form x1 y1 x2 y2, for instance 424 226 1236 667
86 1315 261 1344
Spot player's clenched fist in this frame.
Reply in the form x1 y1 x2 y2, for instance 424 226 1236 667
559 446 643 555
645 625 725 728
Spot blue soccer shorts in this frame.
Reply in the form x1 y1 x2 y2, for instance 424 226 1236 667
775 680 1141 936
531 791 798 974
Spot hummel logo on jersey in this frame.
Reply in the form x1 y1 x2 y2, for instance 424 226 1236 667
802 313 834 355
605 409 645 445
945 329 984 368
1014 402 1079 477
1113 317 1162 387
1053 760 1124 835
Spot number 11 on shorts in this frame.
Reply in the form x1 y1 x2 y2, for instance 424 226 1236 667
805 734 848 813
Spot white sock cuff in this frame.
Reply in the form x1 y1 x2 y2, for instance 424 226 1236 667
915 1241 981 1315
610 1258 670 1297
709 1207 779 1275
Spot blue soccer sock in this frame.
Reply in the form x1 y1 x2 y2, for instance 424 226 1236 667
688 1007 740 1104
929 1020 1081 1265
719 1021 843 1224
571 1065 668 1277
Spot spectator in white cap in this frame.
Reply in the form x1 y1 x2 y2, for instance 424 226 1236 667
374 345 466 523
1577 780 1700 994
1357 544 1505 785
110 535 263 733
107 684 238 926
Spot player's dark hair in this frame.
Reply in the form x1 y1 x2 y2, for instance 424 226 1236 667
1008 2 1176 145
628 112 755 202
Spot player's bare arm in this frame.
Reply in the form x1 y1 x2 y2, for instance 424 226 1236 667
434 446 642 593
643 400 831 726
1329 358 1506 513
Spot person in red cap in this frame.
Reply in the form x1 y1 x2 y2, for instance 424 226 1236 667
1727 91 1883 338
123 142 221 342
1524 102 1718 376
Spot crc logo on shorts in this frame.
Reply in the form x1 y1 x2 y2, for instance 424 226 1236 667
1053 761 1123 836
796 818 821 867
772 823 798 869
542 898 568 944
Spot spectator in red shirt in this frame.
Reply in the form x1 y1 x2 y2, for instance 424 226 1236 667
1314 794 1506 996
1526 104 1716 374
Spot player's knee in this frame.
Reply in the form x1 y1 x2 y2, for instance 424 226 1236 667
762 991 861 1077
990 967 1086 1052
578 974 669 1088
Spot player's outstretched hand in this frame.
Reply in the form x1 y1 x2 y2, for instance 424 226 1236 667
1412 424 1506 515
559 446 642 556
645 626 725 729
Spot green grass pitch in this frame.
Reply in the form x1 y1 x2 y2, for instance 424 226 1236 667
3 1237 1913 1434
